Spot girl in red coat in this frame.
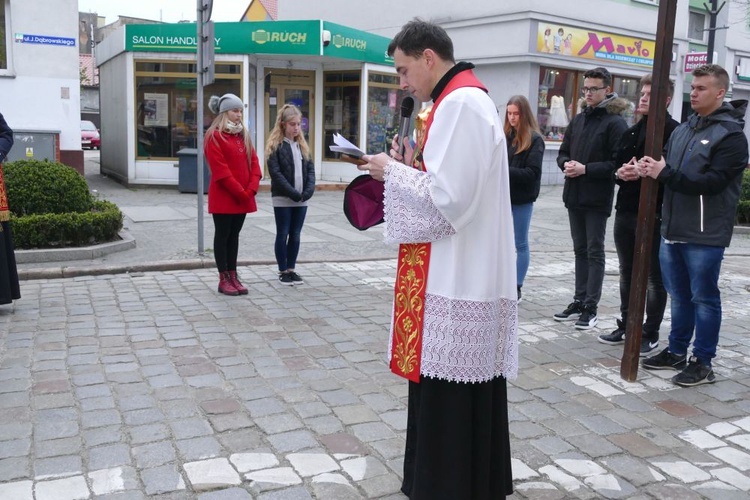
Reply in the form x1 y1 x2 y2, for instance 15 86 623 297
204 93 262 295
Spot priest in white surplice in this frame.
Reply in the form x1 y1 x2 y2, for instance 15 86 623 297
360 19 518 500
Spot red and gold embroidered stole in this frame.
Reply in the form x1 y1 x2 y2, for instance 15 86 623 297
0 165 9 230
389 70 488 382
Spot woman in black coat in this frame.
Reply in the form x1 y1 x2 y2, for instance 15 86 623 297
504 95 545 302
0 111 20 306
264 104 315 285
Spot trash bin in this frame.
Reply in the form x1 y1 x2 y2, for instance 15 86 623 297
177 148 210 194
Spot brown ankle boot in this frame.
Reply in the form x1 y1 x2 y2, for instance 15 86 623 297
228 270 248 295
218 271 240 296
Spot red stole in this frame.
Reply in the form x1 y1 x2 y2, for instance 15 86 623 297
389 70 488 382
0 165 8 228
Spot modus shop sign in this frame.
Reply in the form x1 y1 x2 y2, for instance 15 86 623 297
15 33 76 47
684 52 707 72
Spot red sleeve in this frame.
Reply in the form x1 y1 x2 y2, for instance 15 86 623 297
246 147 262 194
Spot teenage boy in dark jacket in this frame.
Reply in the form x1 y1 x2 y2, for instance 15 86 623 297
598 74 679 356
554 67 628 330
639 64 748 386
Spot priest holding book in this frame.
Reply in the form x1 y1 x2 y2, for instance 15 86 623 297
360 18 518 499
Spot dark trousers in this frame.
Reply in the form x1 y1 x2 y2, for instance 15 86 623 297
613 211 666 340
212 213 246 273
568 208 608 308
273 206 307 272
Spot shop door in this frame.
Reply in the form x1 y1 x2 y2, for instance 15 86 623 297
264 69 315 176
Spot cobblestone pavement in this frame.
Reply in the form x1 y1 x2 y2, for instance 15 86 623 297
2 255 750 499
2 152 750 498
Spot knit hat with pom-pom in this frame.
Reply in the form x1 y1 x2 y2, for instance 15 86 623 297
208 93 243 114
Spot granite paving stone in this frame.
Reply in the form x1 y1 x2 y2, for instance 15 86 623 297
7 177 750 497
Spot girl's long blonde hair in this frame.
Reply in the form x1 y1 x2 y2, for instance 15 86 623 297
204 110 255 164
264 104 310 159
503 95 540 154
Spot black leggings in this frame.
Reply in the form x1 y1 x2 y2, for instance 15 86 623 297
212 213 246 273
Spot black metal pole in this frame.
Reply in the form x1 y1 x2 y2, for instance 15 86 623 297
706 0 717 63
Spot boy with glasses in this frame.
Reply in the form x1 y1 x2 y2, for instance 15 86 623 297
554 67 628 330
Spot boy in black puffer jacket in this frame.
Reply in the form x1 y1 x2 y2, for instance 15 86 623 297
554 67 628 331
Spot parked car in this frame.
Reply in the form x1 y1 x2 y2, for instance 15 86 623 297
81 120 101 150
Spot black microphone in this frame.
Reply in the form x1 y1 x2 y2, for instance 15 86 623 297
397 96 415 157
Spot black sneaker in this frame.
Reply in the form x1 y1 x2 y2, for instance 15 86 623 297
574 305 598 330
289 271 304 285
672 357 715 387
598 319 625 344
553 301 583 321
517 286 522 303
278 273 294 286
639 338 659 357
642 347 687 371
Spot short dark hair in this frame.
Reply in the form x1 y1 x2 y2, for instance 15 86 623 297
692 64 730 91
387 18 455 63
583 67 612 87
640 73 675 98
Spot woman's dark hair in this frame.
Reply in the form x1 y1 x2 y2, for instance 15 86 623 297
503 95 540 154
387 18 455 63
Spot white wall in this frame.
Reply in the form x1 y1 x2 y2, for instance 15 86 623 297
99 52 131 183
0 0 80 151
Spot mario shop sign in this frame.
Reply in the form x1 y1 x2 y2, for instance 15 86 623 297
537 24 654 68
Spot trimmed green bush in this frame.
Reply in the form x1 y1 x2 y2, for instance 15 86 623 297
4 159 93 215
4 159 123 249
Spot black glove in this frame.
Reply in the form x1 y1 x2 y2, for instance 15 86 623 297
290 191 303 202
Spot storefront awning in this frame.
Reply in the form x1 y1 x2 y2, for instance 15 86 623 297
124 20 394 66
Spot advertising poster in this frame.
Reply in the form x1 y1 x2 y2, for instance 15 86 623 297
536 24 655 68
143 93 169 127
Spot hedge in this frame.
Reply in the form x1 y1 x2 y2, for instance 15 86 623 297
4 159 93 215
739 169 750 225
4 159 123 249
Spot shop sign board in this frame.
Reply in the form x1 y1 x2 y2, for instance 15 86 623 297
536 23 654 67
126 21 320 55
684 52 707 72
323 22 393 66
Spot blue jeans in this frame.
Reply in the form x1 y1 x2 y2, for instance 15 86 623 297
274 206 307 272
512 203 534 288
660 240 724 367
568 209 608 308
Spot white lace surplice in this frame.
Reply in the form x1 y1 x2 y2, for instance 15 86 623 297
383 87 518 383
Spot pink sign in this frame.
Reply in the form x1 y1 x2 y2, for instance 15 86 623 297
684 52 707 72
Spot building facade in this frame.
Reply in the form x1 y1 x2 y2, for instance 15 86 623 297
1 0 83 171
278 0 746 184
95 21 404 187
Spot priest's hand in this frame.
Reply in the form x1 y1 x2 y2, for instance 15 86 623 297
360 153 392 182
389 134 415 166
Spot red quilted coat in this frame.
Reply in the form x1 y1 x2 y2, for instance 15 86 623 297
204 130 262 214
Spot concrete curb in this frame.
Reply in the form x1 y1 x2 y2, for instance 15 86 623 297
14 230 136 264
17 255 396 281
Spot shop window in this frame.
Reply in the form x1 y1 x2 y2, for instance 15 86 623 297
134 61 242 159
323 71 360 160
688 11 706 42
538 66 641 141
1 1 8 71
614 77 638 127
366 72 409 155
537 66 576 141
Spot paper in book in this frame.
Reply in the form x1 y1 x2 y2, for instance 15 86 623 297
329 133 365 159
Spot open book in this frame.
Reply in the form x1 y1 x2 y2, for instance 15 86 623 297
329 133 364 158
